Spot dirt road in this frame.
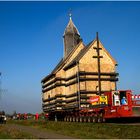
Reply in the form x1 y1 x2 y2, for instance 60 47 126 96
4 124 75 139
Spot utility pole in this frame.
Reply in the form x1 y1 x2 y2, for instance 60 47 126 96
93 32 103 95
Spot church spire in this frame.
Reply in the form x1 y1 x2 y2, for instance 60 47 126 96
64 14 80 36
63 14 81 58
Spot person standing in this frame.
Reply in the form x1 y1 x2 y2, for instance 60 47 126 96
35 113 39 120
121 97 127 105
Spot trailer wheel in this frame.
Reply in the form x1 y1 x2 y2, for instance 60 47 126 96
83 117 87 122
72 117 75 122
92 117 96 123
87 117 91 123
97 116 102 123
72 117 74 122
76 117 79 122
97 115 104 123
67 117 69 122
97 113 104 123
79 117 83 122
70 117 72 122
94 114 98 123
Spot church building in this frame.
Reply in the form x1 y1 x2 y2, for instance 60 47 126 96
41 15 118 113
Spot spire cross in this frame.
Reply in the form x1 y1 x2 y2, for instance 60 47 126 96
69 9 72 20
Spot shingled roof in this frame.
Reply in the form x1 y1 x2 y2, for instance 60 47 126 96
41 41 84 82
63 17 80 36
63 39 118 71
41 37 117 83
51 41 84 74
63 40 95 70
51 58 64 74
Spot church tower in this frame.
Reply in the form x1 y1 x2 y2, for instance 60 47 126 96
63 14 82 58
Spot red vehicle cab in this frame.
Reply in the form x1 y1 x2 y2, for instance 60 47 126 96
87 90 140 122
103 90 133 119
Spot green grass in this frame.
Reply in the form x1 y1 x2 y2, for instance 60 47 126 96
0 124 36 139
8 119 140 139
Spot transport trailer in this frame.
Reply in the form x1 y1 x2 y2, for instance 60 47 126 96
53 90 140 123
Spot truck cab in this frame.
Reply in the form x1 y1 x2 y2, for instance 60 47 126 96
104 90 134 119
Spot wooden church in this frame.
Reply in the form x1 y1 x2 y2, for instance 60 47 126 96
41 15 118 112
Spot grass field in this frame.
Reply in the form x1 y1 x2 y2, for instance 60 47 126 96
0 124 36 139
9 119 140 139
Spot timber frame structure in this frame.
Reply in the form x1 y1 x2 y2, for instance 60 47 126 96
41 16 118 113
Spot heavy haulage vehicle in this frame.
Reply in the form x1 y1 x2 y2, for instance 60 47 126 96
45 33 140 123
47 90 140 123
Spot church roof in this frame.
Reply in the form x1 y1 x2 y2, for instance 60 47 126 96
63 41 92 70
63 17 80 36
51 41 84 74
51 58 64 74
48 40 93 73
41 38 117 82
63 39 118 70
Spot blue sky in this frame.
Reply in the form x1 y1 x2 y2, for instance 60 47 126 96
0 1 140 114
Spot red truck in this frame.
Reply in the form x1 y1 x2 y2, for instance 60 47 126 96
63 90 140 123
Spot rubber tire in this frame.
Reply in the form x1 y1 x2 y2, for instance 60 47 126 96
87 117 91 123
73 117 76 122
67 117 69 122
97 117 102 123
92 117 96 123
83 117 87 122
70 117 72 122
80 117 83 122
76 117 79 122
